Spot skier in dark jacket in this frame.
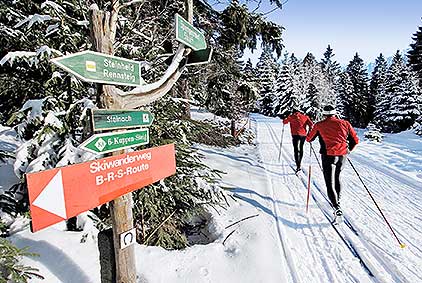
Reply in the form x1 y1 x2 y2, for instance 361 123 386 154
306 105 359 220
283 109 314 173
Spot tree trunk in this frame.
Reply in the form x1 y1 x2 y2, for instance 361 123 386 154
90 6 136 283
231 119 236 137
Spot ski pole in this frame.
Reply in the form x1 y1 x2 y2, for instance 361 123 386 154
347 157 406 249
306 144 312 213
310 143 323 172
278 122 285 162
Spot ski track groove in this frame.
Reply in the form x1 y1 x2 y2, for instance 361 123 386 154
277 135 412 283
255 120 301 283
287 129 422 280
259 117 408 283
254 115 422 283
352 153 422 191
261 119 371 283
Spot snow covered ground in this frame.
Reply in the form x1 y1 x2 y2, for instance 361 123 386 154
3 113 422 282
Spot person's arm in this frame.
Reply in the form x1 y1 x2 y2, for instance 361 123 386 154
306 124 319 142
306 117 314 132
283 115 291 125
347 122 359 152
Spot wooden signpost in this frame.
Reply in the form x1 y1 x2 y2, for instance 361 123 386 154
31 2 206 281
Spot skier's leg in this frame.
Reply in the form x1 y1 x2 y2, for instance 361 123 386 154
334 155 346 207
321 155 337 209
297 136 306 169
292 135 300 169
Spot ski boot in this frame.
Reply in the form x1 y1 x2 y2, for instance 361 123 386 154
332 208 343 225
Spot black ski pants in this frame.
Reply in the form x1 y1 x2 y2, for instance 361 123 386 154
292 135 306 169
321 155 346 210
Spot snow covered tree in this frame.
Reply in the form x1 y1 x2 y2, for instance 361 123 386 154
295 52 329 120
320 45 340 108
321 45 341 85
271 54 300 117
303 83 321 121
0 0 91 124
408 21 422 88
413 115 422 135
370 53 389 127
256 46 279 114
384 51 421 132
335 71 354 120
364 123 383 142
345 53 370 127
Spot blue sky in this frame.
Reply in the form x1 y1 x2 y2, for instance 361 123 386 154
240 0 422 65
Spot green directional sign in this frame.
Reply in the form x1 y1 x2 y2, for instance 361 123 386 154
175 13 207 51
51 51 141 86
91 109 154 131
80 128 149 154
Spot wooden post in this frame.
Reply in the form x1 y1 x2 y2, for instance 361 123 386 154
109 189 136 283
88 0 193 279
182 0 193 119
90 3 136 282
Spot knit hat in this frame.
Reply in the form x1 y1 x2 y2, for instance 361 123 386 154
322 105 337 115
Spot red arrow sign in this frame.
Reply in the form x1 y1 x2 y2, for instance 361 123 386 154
26 144 176 232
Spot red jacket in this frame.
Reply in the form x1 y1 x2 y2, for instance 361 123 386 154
306 116 359 156
283 112 313 136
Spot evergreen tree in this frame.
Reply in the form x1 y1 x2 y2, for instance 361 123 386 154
407 21 422 88
241 58 259 112
303 83 320 120
370 53 389 127
335 71 354 120
321 45 341 85
298 52 328 120
385 51 421 132
346 53 370 127
320 45 341 107
272 54 300 117
256 46 279 114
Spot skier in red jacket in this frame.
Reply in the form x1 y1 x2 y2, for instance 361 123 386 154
283 109 314 173
306 105 359 220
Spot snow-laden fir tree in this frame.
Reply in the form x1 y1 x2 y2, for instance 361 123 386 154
364 123 383 142
413 115 422 135
256 46 279 114
320 45 341 108
303 83 321 120
298 52 329 121
335 71 355 120
384 51 421 132
345 53 370 127
407 21 422 88
271 53 300 117
370 53 389 127
320 45 341 85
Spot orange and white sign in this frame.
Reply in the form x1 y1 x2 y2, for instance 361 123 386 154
26 144 176 232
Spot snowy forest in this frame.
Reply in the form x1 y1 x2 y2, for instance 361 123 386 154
0 0 421 281
254 46 422 134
